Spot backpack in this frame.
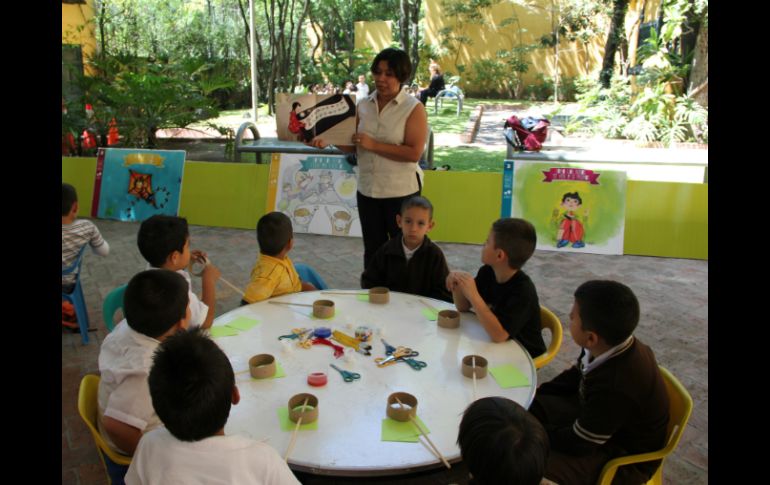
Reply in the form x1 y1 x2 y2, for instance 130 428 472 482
503 115 550 152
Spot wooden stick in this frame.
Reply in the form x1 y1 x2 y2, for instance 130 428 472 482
321 291 366 296
472 356 478 402
418 299 439 313
395 397 451 469
269 301 314 308
218 276 245 297
284 397 309 461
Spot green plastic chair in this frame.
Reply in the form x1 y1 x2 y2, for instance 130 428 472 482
102 284 127 332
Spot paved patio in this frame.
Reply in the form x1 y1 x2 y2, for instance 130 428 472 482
62 218 707 484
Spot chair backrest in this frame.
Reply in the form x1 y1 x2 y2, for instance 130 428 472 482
595 366 693 485
533 306 563 369
77 374 133 467
62 245 87 278
294 263 329 290
102 284 127 333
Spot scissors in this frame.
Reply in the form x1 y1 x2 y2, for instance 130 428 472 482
375 347 420 367
330 364 361 382
401 357 428 370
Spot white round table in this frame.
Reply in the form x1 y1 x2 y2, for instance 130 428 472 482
212 290 536 476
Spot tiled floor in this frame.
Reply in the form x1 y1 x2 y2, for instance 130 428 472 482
62 219 707 484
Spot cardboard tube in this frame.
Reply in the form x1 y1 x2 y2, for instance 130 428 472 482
288 393 319 424
368 287 390 304
249 354 276 379
462 355 488 378
437 309 461 329
312 300 335 318
386 392 418 422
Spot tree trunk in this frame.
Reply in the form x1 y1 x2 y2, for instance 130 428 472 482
237 0 251 58
409 0 421 82
599 0 630 88
687 21 707 107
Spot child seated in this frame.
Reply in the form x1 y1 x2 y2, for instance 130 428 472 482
361 196 451 302
530 280 670 485
98 270 190 481
458 396 550 485
137 215 220 329
446 218 546 356
125 328 300 485
62 182 109 291
242 211 315 305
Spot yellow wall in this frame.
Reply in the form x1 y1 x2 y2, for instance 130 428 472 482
354 21 394 53
423 0 649 94
62 0 97 73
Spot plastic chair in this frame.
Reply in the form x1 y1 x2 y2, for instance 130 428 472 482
102 284 127 333
62 246 91 344
533 306 563 369
78 374 132 484
434 76 464 116
596 366 693 485
294 263 329 290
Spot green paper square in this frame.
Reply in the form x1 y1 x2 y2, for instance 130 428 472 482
381 416 430 442
277 407 319 431
357 293 369 302
489 364 531 388
252 361 286 380
225 317 260 331
209 326 240 338
421 308 439 321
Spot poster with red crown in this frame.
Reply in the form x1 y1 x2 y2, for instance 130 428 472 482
275 93 356 146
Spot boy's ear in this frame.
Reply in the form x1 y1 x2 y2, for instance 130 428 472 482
168 251 181 267
286 237 294 252
71 201 79 215
585 331 601 348
427 219 435 231
396 214 402 227
232 385 241 406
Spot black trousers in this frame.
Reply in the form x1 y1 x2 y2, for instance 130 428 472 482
357 189 420 269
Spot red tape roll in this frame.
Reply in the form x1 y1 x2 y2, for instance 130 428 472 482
307 372 328 387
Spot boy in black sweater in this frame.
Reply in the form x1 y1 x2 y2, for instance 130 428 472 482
446 218 546 357
361 196 451 302
530 281 670 485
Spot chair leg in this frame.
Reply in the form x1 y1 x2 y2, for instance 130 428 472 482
73 284 90 344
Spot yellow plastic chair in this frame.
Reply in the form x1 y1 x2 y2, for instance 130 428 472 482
533 306 563 369
596 366 693 485
77 374 132 483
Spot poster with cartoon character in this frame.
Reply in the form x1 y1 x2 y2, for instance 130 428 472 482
91 148 185 222
276 93 356 146
503 160 626 255
267 153 361 237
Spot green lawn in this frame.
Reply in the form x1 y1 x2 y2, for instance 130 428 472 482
432 146 507 172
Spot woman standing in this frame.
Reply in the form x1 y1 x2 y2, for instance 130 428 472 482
310 48 428 269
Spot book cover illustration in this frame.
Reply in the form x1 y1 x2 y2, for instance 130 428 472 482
276 93 356 146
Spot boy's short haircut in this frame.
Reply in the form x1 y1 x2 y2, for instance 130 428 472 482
491 218 537 269
257 211 293 256
137 215 189 268
400 195 434 219
562 191 582 204
458 397 549 485
62 183 77 216
124 269 189 338
574 280 640 346
149 327 235 441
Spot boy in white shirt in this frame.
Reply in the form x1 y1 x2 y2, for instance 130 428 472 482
126 327 300 485
137 215 221 329
98 269 191 484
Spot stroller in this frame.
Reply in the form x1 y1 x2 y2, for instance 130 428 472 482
503 115 550 152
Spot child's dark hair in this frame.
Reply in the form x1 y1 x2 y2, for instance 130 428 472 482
124 269 189 338
62 183 77 216
491 218 537 269
574 280 640 346
292 102 300 110
137 215 189 267
149 327 235 441
562 192 582 204
458 397 549 485
400 195 433 219
257 211 293 256
371 47 412 83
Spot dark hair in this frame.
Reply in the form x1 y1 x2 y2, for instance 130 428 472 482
124 270 189 338
257 211 293 256
292 102 300 110
562 192 582 204
371 48 412 83
574 280 640 345
62 183 77 216
149 327 235 441
400 195 434 219
458 397 549 485
137 215 189 267
491 218 537 269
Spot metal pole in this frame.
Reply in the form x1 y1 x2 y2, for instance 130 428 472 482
249 0 259 122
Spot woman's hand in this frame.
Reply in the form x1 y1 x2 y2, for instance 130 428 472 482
352 133 376 151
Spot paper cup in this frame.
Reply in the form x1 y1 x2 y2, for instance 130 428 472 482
461 355 488 378
386 392 418 422
437 309 461 328
249 354 276 379
288 393 319 423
